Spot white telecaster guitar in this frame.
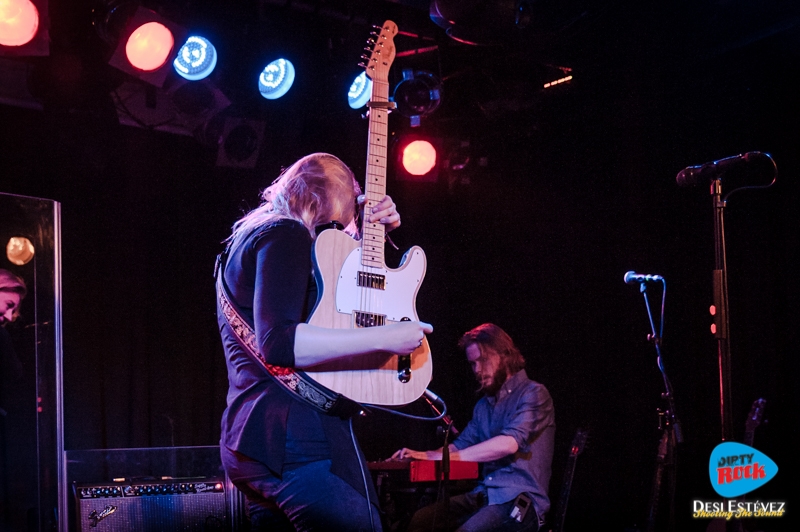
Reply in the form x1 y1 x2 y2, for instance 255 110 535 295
305 21 432 406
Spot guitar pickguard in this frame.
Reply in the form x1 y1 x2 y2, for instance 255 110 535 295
336 247 426 322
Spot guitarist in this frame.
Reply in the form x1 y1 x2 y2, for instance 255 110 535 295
393 324 555 532
216 153 433 532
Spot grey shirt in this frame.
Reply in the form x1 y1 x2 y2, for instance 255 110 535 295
453 369 556 518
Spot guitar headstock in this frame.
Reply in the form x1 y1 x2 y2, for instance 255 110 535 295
745 398 766 433
569 427 589 457
362 20 398 84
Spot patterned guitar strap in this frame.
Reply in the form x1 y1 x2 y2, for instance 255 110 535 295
214 247 361 418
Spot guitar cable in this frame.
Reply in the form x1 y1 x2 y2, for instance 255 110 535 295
350 417 378 532
363 389 451 423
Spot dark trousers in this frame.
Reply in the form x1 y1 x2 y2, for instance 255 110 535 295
221 447 382 532
407 488 541 532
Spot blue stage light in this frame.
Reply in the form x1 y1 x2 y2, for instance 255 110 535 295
173 36 217 81
347 71 371 109
258 58 295 100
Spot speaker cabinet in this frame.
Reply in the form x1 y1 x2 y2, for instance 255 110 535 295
73 478 228 531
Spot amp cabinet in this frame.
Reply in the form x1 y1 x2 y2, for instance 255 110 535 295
73 478 228 531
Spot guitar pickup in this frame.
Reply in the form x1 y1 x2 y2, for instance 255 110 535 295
357 271 386 290
354 311 386 328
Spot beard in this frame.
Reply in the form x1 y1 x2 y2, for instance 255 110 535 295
476 369 506 397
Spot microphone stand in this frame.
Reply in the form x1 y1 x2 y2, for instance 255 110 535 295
635 280 683 532
705 154 776 442
438 424 453 514
711 177 735 442
423 394 456 511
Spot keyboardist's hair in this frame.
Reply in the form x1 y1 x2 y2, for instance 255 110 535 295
458 323 526 375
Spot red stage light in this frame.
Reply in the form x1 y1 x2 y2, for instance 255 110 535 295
402 140 437 176
125 21 174 71
107 6 186 87
0 0 39 47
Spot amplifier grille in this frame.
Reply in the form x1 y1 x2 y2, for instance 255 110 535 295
74 479 227 532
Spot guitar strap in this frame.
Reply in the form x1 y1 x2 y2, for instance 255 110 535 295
215 247 361 418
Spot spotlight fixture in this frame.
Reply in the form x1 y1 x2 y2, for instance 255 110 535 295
0 0 48 56
258 58 295 100
403 140 437 175
6 236 34 265
167 77 231 131
126 21 173 71
173 35 217 81
394 134 441 182
347 71 371 109
216 117 265 169
107 5 187 87
392 69 442 127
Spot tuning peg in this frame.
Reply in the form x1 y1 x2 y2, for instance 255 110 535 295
358 62 367 68
367 38 376 44
360 54 369 59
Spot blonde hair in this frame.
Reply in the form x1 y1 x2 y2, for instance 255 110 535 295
229 153 361 243
0 269 27 299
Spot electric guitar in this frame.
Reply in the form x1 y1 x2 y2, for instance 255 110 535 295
305 21 432 406
743 398 766 448
549 427 588 532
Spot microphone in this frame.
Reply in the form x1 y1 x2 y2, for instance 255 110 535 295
423 389 459 436
624 271 664 284
676 151 768 187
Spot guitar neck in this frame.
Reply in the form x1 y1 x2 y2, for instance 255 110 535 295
362 98 389 267
553 458 578 532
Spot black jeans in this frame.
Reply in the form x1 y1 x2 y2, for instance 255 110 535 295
407 488 541 532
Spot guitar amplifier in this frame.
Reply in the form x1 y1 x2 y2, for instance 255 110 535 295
73 478 228 531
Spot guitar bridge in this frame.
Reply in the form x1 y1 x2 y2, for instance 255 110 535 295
354 311 386 328
357 271 386 290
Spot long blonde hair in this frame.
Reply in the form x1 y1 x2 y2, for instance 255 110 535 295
229 153 361 243
0 269 27 298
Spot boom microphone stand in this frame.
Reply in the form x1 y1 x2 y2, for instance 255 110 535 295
676 151 777 441
625 272 683 532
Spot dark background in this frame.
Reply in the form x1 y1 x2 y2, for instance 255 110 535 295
1 1 797 530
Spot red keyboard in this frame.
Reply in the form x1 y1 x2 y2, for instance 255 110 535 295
368 460 479 482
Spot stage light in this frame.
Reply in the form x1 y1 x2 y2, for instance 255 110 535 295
173 35 217 81
107 5 187 87
0 0 38 46
168 77 231 132
0 0 47 56
394 135 441 182
258 58 295 100
392 69 442 127
348 71 371 109
402 140 437 176
125 21 173 71
6 236 34 265
216 117 265 169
